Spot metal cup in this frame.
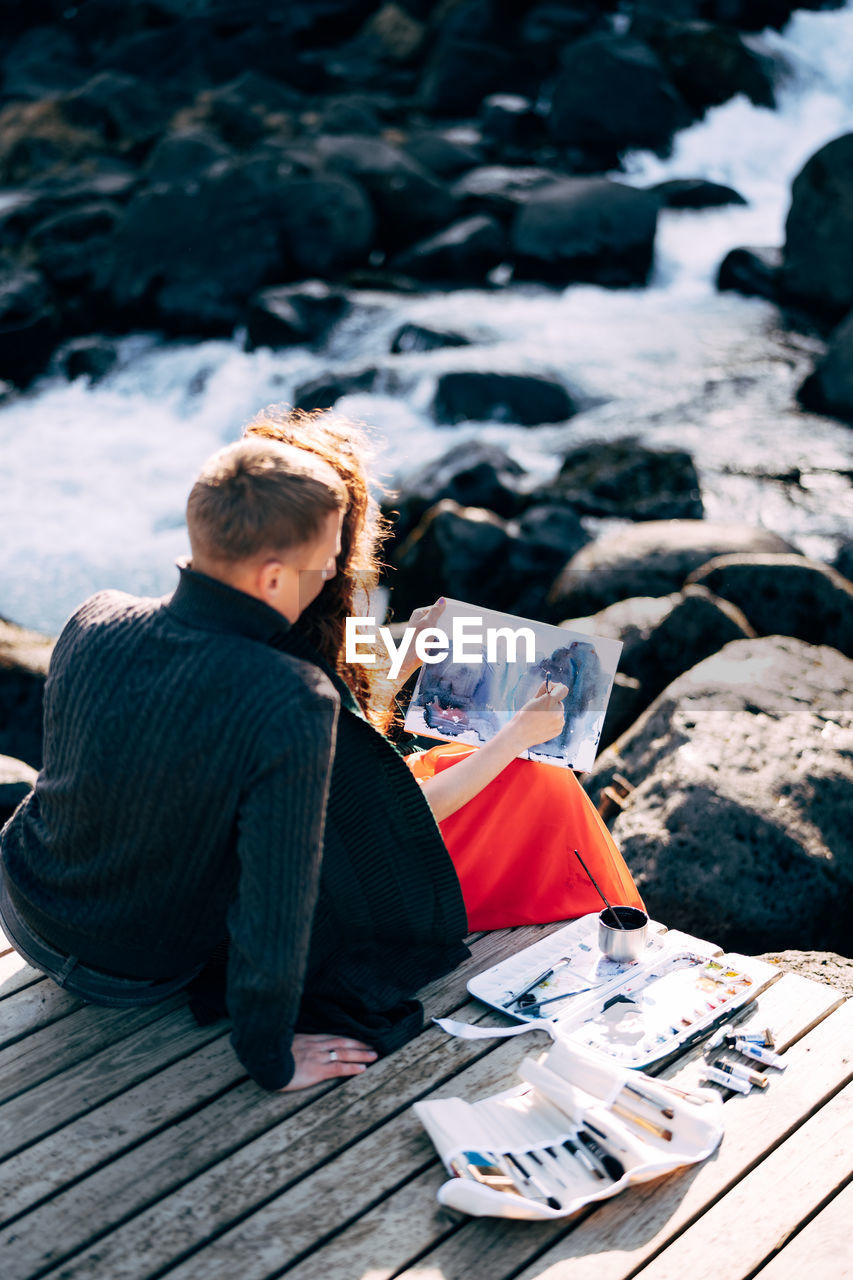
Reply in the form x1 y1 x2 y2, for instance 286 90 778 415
598 906 649 961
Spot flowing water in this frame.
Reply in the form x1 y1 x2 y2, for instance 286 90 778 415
2 3 853 635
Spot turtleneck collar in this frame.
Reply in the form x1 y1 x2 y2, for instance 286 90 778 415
166 560 293 647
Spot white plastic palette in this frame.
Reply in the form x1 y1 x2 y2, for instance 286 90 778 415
467 914 773 1069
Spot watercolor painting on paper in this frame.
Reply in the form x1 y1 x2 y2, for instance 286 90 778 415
403 597 623 772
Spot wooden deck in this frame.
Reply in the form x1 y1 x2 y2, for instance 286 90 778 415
1 921 851 1280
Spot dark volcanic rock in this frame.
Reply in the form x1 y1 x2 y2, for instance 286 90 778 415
0 617 54 769
479 95 546 151
316 134 456 249
511 179 659 286
520 3 608 70
797 309 853 425
0 100 107 185
60 72 172 153
547 520 794 619
402 130 483 178
419 38 514 117
0 265 58 387
686 553 853 658
451 166 561 220
61 337 118 383
782 132 853 324
433 370 576 426
244 282 349 350
293 367 379 411
835 541 853 583
29 202 120 292
647 22 777 115
569 584 755 724
107 163 373 333
390 215 506 283
389 496 584 620
587 636 853 954
386 439 527 545
0 755 37 827
653 178 747 208
3 26 86 99
143 128 232 183
717 246 782 302
526 438 703 522
389 323 470 354
548 34 689 160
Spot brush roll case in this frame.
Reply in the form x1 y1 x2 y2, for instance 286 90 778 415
414 1038 724 1221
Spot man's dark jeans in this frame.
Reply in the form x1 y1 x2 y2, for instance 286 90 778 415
0 869 203 1007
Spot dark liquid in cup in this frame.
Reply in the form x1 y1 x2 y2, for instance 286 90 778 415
600 906 648 930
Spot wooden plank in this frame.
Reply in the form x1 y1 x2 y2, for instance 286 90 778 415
750 1178 853 1280
0 996 190 1106
240 975 847 1280
0 1006 225 1157
0 1034 241 1225
632 1083 853 1280
5 925 567 1279
0 949 42 999
489 989 852 1280
0 979 81 1048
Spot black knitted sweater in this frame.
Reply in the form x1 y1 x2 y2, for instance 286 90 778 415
0 565 469 1089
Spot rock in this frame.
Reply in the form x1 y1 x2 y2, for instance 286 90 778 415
652 178 747 208
586 636 853 954
479 95 546 151
797 308 853 425
716 246 782 302
244 282 349 350
568 584 755 719
2 25 85 99
0 616 54 769
451 165 562 220
686 553 853 658
526 438 703 522
386 439 527 544
419 37 514 116
356 2 427 62
782 132 853 324
29 202 120 293
835 541 853 584
293 367 379 411
0 755 38 827
390 499 513 619
316 94 383 135
277 174 376 277
60 72 173 152
520 3 608 71
547 520 794 618
316 134 456 250
107 162 373 333
757 951 853 996
389 497 583 620
389 323 470 354
548 34 689 161
433 370 576 426
0 100 107 185
511 179 659 286
61 337 118 383
390 215 506 283
402 130 483 178
143 128 232 183
647 22 777 115
505 504 590 616
198 72 302 148
0 265 58 388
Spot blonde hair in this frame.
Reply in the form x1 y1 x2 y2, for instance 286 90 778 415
187 436 348 565
243 406 400 733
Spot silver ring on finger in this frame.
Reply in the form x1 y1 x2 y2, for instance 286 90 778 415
328 1049 338 1062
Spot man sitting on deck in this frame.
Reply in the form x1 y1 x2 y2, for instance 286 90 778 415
0 437 469 1092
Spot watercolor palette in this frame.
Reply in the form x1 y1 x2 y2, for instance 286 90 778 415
468 914 775 1069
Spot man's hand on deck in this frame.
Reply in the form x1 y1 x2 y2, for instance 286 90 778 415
279 1033 378 1091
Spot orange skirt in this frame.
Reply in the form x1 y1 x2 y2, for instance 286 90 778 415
405 741 645 931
